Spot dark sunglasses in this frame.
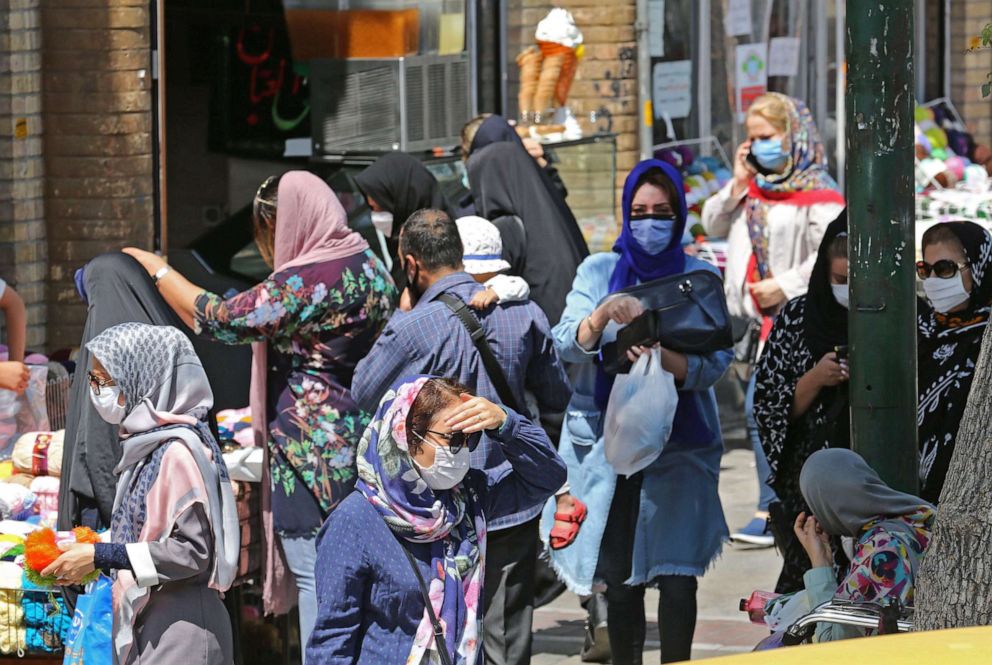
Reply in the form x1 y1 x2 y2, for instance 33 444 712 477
915 259 970 280
414 429 480 454
87 371 115 396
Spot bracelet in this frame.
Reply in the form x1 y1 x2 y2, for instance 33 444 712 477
586 315 604 335
152 265 171 285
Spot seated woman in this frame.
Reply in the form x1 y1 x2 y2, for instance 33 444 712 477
752 214 850 593
306 376 565 665
42 322 238 664
917 221 992 504
794 449 935 643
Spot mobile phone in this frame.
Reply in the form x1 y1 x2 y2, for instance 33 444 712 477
745 150 776 177
834 345 849 361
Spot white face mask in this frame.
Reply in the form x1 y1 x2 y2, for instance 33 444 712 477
923 273 971 313
371 211 394 237
831 283 849 309
89 384 126 425
412 433 471 491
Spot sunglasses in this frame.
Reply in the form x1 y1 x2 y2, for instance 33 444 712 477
915 259 970 280
87 371 115 396
413 429 480 454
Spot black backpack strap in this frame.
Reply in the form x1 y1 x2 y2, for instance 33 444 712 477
401 546 453 665
436 292 523 413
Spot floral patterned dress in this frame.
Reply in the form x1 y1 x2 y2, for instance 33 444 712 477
195 249 396 536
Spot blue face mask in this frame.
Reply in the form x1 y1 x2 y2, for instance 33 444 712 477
630 216 677 254
750 138 789 171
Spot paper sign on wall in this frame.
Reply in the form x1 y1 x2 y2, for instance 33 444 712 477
768 37 800 77
648 0 665 57
652 60 692 120
725 0 752 37
735 42 768 122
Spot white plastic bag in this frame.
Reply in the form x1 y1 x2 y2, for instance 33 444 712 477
603 347 678 476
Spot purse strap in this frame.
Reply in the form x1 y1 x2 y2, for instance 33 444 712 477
436 292 523 413
401 546 454 665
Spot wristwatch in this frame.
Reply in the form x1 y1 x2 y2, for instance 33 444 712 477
152 265 171 285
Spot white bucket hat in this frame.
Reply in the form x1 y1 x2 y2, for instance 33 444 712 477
456 215 512 274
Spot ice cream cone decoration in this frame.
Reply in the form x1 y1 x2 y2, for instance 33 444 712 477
517 46 543 116
534 53 564 114
538 40 580 107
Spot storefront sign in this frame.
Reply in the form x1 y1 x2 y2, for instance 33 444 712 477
653 59 693 120
725 0 752 37
768 37 800 77
735 42 767 122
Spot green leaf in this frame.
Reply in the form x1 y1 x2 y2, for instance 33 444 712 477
983 81 992 99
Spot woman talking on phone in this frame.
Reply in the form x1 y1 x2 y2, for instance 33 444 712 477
701 93 845 548
752 213 850 594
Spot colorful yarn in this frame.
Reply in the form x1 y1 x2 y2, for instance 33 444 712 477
23 527 100 587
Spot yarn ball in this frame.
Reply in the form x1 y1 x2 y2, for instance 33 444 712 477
24 527 100 587
930 147 948 161
714 168 732 184
914 106 934 123
685 162 705 176
945 156 968 181
656 149 681 168
972 144 992 166
675 146 694 168
924 128 947 150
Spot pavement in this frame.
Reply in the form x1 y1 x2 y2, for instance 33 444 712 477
531 447 782 663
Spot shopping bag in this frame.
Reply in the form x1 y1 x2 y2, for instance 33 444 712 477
603 347 677 476
62 574 113 665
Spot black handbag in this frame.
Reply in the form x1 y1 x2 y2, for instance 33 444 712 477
600 270 733 375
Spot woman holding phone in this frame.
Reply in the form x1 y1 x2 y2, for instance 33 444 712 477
752 212 851 593
701 93 846 549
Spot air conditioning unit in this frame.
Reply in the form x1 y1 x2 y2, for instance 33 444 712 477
310 53 471 154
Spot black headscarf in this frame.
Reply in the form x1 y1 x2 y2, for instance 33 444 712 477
355 152 456 237
803 211 849 360
467 115 587 256
58 253 251 531
917 221 992 503
468 141 588 325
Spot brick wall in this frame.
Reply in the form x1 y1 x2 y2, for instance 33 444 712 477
507 0 639 221
949 0 992 148
41 0 154 351
0 0 46 348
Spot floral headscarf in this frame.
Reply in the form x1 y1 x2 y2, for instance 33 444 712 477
745 93 845 279
355 376 485 665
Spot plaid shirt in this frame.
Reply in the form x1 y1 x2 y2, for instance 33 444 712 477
353 271 571 530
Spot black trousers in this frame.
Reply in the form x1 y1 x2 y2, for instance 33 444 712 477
598 475 698 664
483 518 539 665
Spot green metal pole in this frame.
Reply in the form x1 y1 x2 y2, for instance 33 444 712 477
846 0 918 494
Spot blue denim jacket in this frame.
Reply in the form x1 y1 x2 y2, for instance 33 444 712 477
542 252 731 594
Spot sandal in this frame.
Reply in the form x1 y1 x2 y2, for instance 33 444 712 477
550 498 588 550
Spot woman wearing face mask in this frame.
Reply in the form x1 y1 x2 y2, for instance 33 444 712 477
752 213 851 594
42 323 238 665
307 376 565 664
543 160 731 664
917 221 992 504
355 152 458 286
123 171 396 644
701 92 845 550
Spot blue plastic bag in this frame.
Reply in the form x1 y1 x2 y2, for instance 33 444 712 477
62 575 113 665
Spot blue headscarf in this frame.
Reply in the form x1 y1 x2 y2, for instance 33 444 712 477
608 159 688 293
596 160 712 443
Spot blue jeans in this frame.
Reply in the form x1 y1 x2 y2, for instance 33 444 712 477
745 374 778 512
280 533 318 650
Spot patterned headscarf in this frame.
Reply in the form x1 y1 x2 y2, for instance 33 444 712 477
87 323 238 664
355 376 484 665
916 222 992 503
745 93 845 279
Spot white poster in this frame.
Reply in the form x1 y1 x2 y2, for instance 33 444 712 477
735 42 768 122
648 0 665 57
768 37 801 77
725 0 752 37
652 60 693 120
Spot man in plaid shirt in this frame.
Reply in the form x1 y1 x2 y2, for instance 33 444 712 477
353 209 571 665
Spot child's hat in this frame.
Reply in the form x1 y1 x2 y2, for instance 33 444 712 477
456 216 512 274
